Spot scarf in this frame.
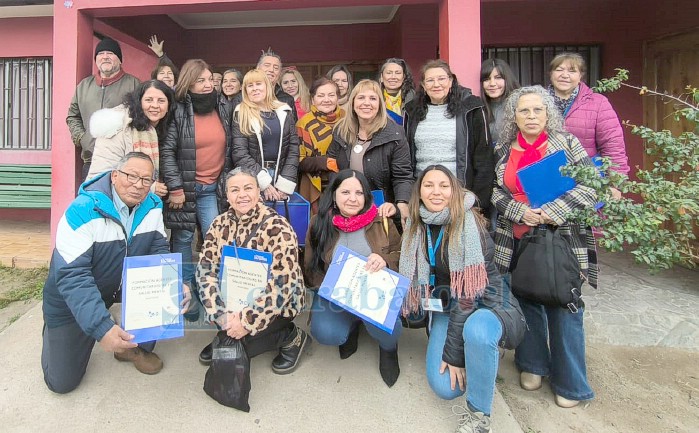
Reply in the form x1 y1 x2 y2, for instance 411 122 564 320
548 84 579 117
130 126 160 178
190 91 218 114
332 204 378 233
398 193 488 315
383 88 403 117
298 105 344 192
95 69 125 87
515 131 548 190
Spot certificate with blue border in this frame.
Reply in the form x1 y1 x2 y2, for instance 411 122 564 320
219 244 273 312
318 245 409 334
121 253 184 344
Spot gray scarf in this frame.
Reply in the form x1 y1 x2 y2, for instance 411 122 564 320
399 193 488 314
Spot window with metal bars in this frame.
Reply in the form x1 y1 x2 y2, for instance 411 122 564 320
481 45 601 87
0 57 53 150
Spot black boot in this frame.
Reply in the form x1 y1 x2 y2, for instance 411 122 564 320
272 325 310 375
339 325 360 360
199 342 213 366
379 347 400 388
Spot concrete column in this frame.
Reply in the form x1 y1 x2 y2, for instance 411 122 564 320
439 0 481 94
51 6 94 242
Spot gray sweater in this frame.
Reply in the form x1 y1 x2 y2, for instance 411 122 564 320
414 104 457 174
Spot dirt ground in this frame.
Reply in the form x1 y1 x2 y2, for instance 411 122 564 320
0 266 46 332
497 344 699 433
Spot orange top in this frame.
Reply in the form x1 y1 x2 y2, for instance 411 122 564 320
194 112 226 185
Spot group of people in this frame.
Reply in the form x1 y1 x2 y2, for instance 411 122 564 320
49 35 630 433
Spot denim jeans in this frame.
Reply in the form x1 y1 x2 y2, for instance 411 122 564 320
310 295 401 351
171 182 220 286
426 308 503 416
514 295 595 401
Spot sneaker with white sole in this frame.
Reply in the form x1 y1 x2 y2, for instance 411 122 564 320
452 404 491 433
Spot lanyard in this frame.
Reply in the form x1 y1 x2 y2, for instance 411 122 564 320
426 225 445 287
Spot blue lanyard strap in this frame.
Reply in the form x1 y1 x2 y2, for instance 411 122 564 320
426 225 445 287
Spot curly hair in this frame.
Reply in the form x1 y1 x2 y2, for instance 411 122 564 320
124 79 176 140
378 57 415 100
499 85 565 146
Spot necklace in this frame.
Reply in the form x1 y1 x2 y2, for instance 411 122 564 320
353 133 371 154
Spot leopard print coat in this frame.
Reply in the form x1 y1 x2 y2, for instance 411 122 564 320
196 202 305 335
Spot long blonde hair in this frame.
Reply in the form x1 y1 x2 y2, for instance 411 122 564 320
237 69 285 137
281 68 311 113
334 79 388 144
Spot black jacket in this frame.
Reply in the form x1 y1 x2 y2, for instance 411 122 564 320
230 104 300 195
405 87 494 215
275 85 297 124
442 236 526 368
160 94 233 231
327 120 413 204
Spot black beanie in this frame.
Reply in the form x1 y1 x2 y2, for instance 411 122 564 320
94 38 123 62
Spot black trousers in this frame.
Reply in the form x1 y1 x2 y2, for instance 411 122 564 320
229 316 295 358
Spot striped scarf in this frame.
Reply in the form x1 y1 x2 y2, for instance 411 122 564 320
297 105 344 192
131 127 160 178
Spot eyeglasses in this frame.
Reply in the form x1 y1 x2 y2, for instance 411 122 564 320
118 170 154 187
424 76 451 87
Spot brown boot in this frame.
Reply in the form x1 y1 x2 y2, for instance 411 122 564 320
114 347 163 375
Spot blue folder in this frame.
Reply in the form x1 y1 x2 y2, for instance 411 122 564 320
371 190 385 207
121 253 184 344
516 150 576 208
318 245 409 334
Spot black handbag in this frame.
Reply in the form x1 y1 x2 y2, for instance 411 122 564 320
510 226 584 312
203 331 252 412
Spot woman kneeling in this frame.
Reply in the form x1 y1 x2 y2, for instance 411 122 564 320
196 167 309 374
400 165 525 433
304 169 403 387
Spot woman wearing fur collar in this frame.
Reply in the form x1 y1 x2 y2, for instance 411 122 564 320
87 79 175 198
230 69 300 203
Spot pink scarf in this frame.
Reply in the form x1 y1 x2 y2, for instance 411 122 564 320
516 131 548 190
332 204 378 233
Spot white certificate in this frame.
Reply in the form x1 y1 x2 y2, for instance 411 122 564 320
219 245 272 312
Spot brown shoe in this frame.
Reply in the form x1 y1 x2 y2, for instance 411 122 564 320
114 347 163 375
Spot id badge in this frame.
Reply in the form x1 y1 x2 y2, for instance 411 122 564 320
421 297 444 312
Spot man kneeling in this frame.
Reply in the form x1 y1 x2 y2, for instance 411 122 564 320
41 152 190 394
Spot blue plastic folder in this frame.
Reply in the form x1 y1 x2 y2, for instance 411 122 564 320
218 244 273 311
371 190 385 207
121 253 184 344
516 150 576 208
318 245 409 334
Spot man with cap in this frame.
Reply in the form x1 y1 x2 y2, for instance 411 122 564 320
66 37 140 180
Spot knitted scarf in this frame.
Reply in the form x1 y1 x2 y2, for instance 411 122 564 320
332 204 378 233
548 84 579 117
383 88 403 118
298 105 344 192
399 194 488 314
130 126 160 177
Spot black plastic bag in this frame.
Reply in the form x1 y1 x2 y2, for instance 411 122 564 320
203 331 251 412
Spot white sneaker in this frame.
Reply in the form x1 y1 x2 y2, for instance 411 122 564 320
555 394 580 408
452 404 492 433
520 372 543 391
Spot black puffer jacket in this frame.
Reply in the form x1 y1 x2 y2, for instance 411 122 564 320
442 235 526 368
404 86 494 216
230 104 299 195
160 94 232 231
327 120 413 204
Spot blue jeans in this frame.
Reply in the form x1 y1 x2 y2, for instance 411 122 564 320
426 309 503 416
514 296 595 401
171 182 220 285
310 295 401 351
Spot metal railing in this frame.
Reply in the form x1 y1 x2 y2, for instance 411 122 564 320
482 45 601 87
0 57 53 150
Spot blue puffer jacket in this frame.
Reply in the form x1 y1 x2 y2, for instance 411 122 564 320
42 172 169 341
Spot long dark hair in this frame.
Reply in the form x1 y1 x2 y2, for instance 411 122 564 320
124 79 176 140
379 57 415 100
308 169 374 273
409 59 469 122
480 59 520 123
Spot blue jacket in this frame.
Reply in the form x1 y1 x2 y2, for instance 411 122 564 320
42 172 169 341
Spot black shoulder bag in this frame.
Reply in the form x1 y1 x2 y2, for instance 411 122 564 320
510 225 584 312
